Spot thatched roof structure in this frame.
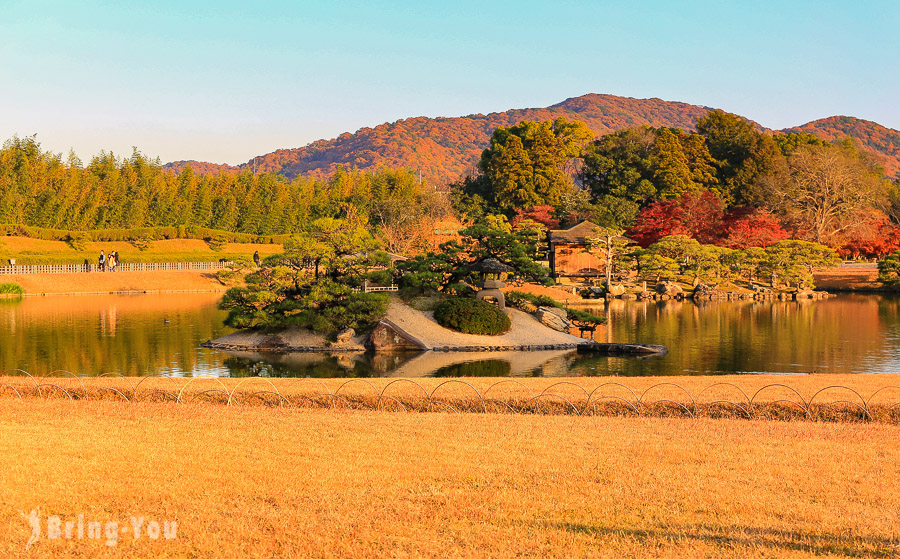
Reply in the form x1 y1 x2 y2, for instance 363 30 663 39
549 221 600 244
549 221 633 245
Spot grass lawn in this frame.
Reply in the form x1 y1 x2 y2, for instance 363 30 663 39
0 236 283 265
0 376 898 557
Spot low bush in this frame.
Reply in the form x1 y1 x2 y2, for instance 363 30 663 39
879 252 900 288
0 282 24 295
434 297 510 335
129 236 154 251
207 234 229 252
65 233 91 251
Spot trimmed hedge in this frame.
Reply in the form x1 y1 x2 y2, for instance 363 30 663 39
0 224 289 244
434 297 511 335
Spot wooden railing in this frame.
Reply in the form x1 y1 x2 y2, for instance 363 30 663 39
0 261 234 275
363 285 399 293
351 284 399 293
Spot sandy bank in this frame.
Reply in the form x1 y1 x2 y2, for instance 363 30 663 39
382 299 588 349
208 327 368 352
205 297 592 354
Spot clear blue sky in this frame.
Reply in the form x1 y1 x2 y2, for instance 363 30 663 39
2 0 897 165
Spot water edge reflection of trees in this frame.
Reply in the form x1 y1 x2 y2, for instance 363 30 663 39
590 295 895 375
2 293 899 377
0 293 230 376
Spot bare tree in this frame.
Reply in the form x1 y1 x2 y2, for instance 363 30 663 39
771 143 888 244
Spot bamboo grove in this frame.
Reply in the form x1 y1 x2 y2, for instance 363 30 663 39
0 136 448 242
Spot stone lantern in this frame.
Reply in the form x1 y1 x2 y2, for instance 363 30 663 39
474 258 514 310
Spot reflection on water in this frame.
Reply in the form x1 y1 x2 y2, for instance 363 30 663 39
2 292 899 377
219 349 578 378
221 350 421 378
0 293 233 376
596 294 900 375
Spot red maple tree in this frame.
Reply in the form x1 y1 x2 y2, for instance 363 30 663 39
627 191 724 247
722 207 790 249
511 205 560 230
838 210 900 259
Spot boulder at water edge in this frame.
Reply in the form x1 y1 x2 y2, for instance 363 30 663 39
655 282 682 296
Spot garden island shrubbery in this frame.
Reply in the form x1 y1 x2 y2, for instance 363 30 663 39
434 298 511 335
218 215 390 334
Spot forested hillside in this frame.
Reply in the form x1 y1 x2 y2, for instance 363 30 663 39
167 94 714 185
166 94 900 184
784 116 900 177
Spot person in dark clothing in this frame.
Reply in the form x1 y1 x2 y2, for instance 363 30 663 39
253 251 261 267
98 251 106 272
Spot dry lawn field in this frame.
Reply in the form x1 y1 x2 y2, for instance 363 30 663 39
814 266 882 291
0 236 283 261
4 269 228 295
0 398 898 557
0 270 228 295
0 235 287 294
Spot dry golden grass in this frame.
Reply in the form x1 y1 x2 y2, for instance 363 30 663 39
3 373 895 410
814 267 882 290
0 235 287 294
0 397 898 557
5 270 228 295
1 236 283 256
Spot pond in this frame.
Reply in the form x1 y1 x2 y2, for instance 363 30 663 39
1 292 898 377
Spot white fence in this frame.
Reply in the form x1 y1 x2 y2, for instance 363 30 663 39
0 261 234 275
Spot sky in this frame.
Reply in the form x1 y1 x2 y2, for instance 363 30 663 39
1 0 898 165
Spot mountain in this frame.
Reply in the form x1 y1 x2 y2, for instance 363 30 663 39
166 94 712 184
165 160 239 175
783 116 900 177
166 94 900 184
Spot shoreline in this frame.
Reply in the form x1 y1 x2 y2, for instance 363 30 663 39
0 269 230 295
0 262 888 296
19 288 228 296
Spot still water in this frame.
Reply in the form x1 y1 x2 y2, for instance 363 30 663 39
1 292 898 377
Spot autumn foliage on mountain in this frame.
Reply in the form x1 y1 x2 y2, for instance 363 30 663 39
5 93 900 264
166 94 713 184
166 94 900 185
785 116 900 177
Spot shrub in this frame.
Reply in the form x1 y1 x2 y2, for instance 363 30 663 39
65 233 91 251
433 297 510 335
207 234 229 252
0 282 24 295
216 258 251 286
878 251 900 288
129 236 154 251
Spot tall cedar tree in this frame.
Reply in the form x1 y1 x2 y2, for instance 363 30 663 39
468 118 592 214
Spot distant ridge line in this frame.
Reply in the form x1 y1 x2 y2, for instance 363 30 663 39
165 93 900 183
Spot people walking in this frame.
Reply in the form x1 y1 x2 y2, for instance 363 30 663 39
108 251 117 272
253 250 261 267
98 251 106 272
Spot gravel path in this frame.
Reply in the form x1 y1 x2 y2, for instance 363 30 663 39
383 299 589 349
